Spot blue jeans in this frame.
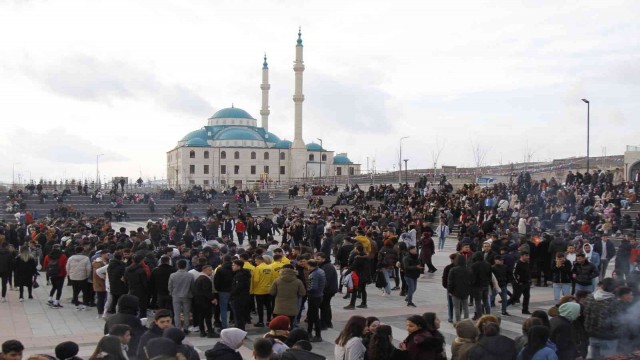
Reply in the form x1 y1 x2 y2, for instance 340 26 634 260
588 338 618 358
382 269 392 294
473 287 491 317
490 286 509 313
438 237 446 250
576 283 594 293
218 292 230 329
405 277 417 303
553 283 571 302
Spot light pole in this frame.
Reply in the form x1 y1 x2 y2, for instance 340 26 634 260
399 136 409 184
96 154 104 189
403 159 409 185
12 162 20 188
317 138 323 185
581 99 590 173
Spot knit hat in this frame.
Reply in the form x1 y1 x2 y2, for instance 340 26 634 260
54 341 79 360
455 319 479 340
163 327 186 345
144 338 177 359
559 302 581 322
269 315 291 331
220 328 247 350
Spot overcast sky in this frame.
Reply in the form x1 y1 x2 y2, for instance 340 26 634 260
1 0 639 184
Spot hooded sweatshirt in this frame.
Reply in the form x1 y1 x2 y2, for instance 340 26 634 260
583 289 620 339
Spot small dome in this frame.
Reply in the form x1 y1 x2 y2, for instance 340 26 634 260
334 153 353 164
181 128 208 142
210 107 254 119
185 138 208 147
215 127 263 141
273 140 292 149
264 132 281 143
306 142 324 151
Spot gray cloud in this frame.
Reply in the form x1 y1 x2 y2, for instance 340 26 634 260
7 127 128 164
24 55 213 116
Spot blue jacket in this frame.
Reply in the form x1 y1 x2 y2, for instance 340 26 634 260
517 346 558 360
307 267 326 298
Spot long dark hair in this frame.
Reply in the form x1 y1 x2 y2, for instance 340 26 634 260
368 325 394 360
89 335 126 360
422 312 438 331
336 315 367 346
531 310 550 328
520 326 549 360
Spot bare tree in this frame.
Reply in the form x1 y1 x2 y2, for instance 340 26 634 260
471 142 488 175
430 138 446 181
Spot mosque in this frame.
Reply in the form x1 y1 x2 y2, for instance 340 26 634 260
166 29 361 189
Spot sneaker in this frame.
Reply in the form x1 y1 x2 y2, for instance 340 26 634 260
502 312 511 316
356 304 368 309
343 305 355 310
51 304 63 309
381 292 389 297
254 322 265 328
0 298 5 303
522 310 532 315
407 302 417 308
309 336 323 343
190 327 200 333
391 286 400 290
19 298 24 302
47 300 54 306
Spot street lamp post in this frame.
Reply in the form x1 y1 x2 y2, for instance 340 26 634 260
399 136 409 184
404 159 409 185
96 154 104 189
12 162 20 188
581 99 590 173
317 138 323 185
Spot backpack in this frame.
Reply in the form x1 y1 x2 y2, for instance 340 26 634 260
46 258 60 277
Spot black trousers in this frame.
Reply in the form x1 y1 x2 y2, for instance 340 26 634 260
195 302 213 334
49 276 64 300
255 294 272 324
109 293 122 313
512 282 531 312
1 272 10 298
307 296 322 337
350 280 367 306
320 293 334 327
71 279 89 305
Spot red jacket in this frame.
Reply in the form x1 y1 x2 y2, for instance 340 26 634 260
43 254 68 278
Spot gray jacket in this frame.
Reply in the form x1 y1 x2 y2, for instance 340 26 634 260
168 269 194 298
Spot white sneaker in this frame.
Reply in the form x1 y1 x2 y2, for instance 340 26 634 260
19 298 24 302
381 292 389 297
0 298 6 303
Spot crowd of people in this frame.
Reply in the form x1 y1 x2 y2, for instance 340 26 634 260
1 169 640 359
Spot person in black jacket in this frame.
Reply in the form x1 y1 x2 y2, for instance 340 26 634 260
315 252 338 330
491 256 510 316
511 251 532 314
448 254 472 322
124 254 149 318
137 309 172 359
550 252 572 302
0 242 15 302
104 294 146 359
107 252 128 313
213 255 234 329
150 255 175 313
193 265 219 338
344 245 370 309
441 253 457 323
230 259 251 330
470 251 492 320
336 238 354 294
402 246 423 308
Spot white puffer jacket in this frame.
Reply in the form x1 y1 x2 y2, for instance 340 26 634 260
66 254 92 281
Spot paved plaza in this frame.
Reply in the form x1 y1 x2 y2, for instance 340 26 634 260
4 224 574 359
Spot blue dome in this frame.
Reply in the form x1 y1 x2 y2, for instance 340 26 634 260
181 128 207 142
306 142 324 151
273 140 292 149
185 138 208 147
334 154 353 164
210 107 254 119
215 128 263 141
264 132 281 143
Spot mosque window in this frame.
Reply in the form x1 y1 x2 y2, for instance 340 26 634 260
234 166 240 174
264 152 269 160
280 152 285 160
336 167 342 176
280 166 285 175
204 165 209 174
204 151 209 159
221 151 226 159
322 154 327 161
221 165 226 174
349 167 355 175
264 166 270 174
189 150 195 159
189 165 195 174
309 154 315 161
251 152 256 160
251 166 256 175
204 180 209 186
234 151 240 160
